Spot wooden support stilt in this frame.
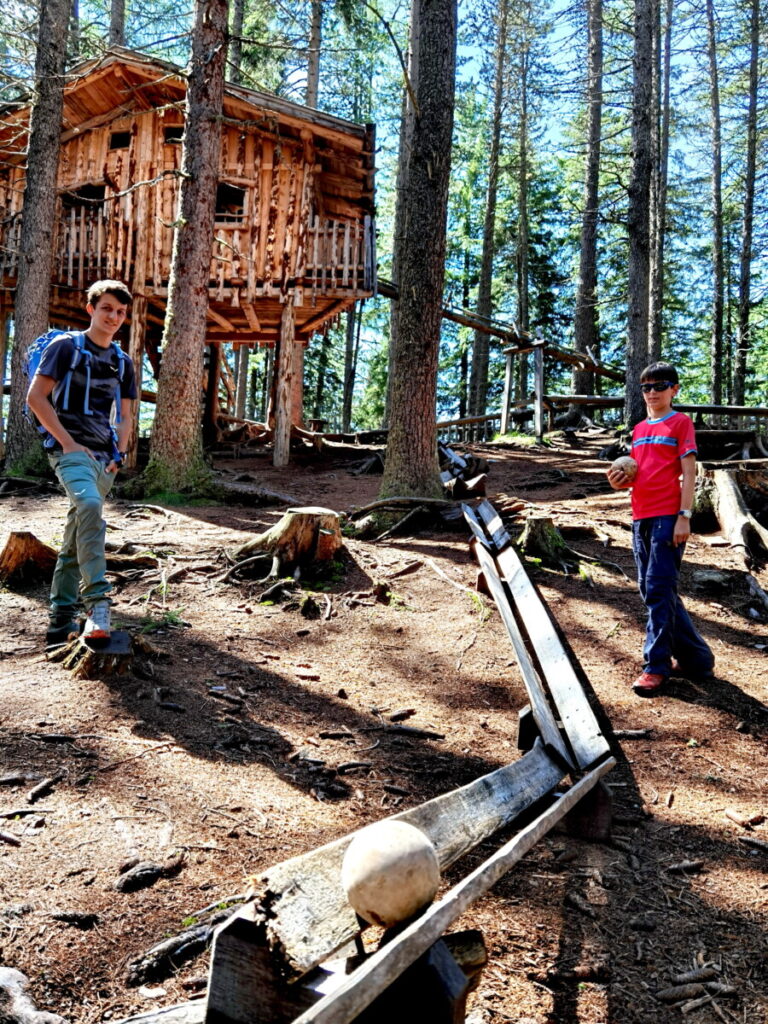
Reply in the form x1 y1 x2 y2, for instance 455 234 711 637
203 344 222 446
234 344 250 419
273 298 295 467
292 340 306 429
126 295 147 468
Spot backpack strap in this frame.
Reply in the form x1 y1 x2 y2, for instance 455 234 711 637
61 332 89 414
110 342 127 423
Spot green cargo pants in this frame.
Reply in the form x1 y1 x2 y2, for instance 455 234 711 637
48 451 116 613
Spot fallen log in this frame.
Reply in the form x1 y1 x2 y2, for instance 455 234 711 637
707 468 768 565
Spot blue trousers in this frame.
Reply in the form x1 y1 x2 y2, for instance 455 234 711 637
632 515 714 678
48 451 115 613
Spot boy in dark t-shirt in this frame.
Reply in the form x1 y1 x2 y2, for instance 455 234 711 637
27 280 137 645
607 361 714 696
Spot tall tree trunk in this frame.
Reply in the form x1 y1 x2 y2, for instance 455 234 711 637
69 0 81 60
313 328 331 419
384 0 420 428
648 0 672 360
573 0 603 395
5 0 70 474
516 51 530 338
460 247 471 418
706 0 724 405
380 0 457 499
625 0 654 428
235 345 249 418
229 0 244 84
469 0 508 418
109 0 125 47
342 304 356 432
733 0 758 406
306 0 322 108
145 0 228 493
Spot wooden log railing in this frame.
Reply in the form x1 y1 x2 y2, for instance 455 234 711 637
116 500 614 1024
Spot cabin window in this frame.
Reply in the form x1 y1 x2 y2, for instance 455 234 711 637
61 183 106 209
215 182 246 224
109 131 131 150
164 125 183 144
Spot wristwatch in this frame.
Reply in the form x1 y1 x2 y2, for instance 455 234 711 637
678 509 693 519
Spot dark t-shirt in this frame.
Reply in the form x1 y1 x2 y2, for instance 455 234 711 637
35 333 137 454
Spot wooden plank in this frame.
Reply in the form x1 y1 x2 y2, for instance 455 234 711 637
258 742 564 977
469 538 572 770
290 758 615 1024
495 541 609 770
475 499 512 552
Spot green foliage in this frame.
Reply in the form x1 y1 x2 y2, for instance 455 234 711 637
139 608 189 633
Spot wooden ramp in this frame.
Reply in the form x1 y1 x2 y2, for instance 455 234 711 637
117 499 614 1024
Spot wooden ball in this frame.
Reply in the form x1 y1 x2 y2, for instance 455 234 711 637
611 455 638 480
341 821 440 928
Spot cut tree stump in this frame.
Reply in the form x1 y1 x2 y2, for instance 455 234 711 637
517 516 571 567
0 531 57 583
46 630 134 679
232 507 343 577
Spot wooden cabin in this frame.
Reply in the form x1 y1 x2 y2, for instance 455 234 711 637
0 48 376 460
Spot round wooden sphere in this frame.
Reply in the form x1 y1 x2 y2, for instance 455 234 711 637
341 821 440 928
611 455 638 480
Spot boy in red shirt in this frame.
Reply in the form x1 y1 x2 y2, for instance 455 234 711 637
608 362 714 696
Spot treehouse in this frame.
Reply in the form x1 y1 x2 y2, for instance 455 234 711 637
0 48 376 460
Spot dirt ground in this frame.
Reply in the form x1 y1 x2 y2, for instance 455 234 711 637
1 433 767 1024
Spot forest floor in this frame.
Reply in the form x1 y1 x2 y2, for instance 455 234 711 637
1 431 767 1024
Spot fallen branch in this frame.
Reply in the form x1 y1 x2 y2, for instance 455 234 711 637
97 740 177 774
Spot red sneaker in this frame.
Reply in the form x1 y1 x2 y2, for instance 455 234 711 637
632 672 666 697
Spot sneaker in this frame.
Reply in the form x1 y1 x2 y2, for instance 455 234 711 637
82 600 111 644
632 672 666 697
46 611 82 646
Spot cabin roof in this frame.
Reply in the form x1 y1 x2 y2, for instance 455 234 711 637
0 47 371 162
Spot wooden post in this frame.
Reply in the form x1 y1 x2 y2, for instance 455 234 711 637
126 294 146 469
273 297 295 467
291 339 305 429
500 349 513 435
234 344 249 419
203 344 222 446
533 339 545 442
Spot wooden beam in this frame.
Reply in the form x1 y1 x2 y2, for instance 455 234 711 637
241 301 261 331
474 500 610 770
289 758 616 1024
207 307 235 331
255 741 565 978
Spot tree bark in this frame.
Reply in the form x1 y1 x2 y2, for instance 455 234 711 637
109 0 126 47
145 0 228 493
235 345 249 418
380 0 457 499
5 0 70 474
469 0 508 418
516 51 530 341
306 0 322 108
705 0 725 405
384 0 420 429
733 0 759 406
624 0 654 428
572 0 603 396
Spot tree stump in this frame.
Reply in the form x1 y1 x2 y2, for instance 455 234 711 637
46 630 134 679
0 531 57 583
232 507 343 577
517 516 571 568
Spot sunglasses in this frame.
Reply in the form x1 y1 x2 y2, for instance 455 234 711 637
640 381 675 393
